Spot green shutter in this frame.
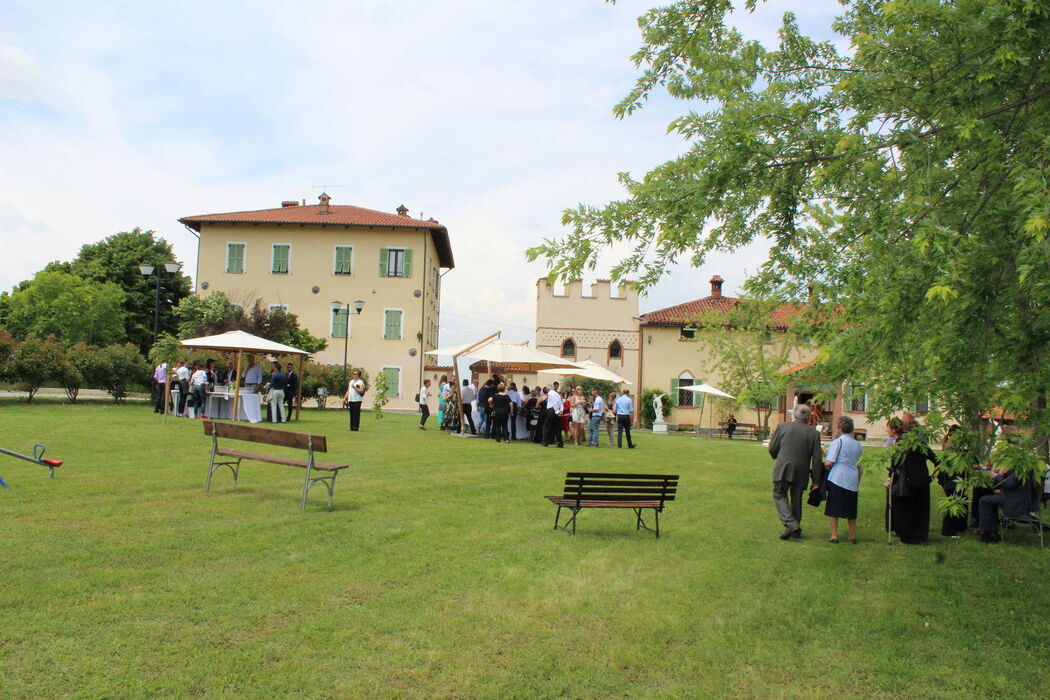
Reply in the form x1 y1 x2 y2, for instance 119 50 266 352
383 367 400 397
272 245 289 273
335 247 352 274
403 249 413 277
379 248 389 276
332 309 348 338
227 244 244 273
670 379 679 408
384 310 402 340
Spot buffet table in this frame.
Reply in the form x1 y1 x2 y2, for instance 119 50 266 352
206 391 263 423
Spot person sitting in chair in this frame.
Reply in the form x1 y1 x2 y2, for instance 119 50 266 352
977 463 1038 543
725 414 738 439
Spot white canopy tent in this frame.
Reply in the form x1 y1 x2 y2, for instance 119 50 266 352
179 330 310 422
425 333 584 427
537 359 633 385
680 383 736 435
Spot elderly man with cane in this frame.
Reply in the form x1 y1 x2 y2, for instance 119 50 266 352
768 403 825 540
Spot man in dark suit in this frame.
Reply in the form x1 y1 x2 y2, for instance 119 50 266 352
977 467 1038 542
768 404 825 540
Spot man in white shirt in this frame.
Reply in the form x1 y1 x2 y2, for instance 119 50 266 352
460 379 477 435
153 361 168 413
542 381 564 448
614 388 635 449
588 389 605 447
243 356 263 391
175 359 190 417
189 362 209 419
507 383 522 440
344 369 366 432
418 379 431 430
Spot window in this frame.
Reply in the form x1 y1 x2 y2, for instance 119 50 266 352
848 384 867 412
383 309 403 340
910 397 930 414
381 366 401 398
271 244 290 274
226 243 245 273
561 338 575 357
680 327 696 340
380 248 412 277
609 340 622 359
672 372 699 407
331 308 349 338
269 304 288 314
333 246 353 275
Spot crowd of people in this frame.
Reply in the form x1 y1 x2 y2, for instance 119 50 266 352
769 404 1044 545
409 374 640 449
152 355 298 424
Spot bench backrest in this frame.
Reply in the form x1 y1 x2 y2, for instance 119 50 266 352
202 420 327 452
562 472 678 504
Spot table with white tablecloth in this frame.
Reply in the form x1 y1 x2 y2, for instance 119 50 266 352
205 392 263 423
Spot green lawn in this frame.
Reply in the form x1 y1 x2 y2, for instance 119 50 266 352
2 399 1047 698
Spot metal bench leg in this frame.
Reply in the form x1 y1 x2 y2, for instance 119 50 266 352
553 505 562 530
634 507 643 530
327 470 337 510
655 508 660 538
205 459 240 493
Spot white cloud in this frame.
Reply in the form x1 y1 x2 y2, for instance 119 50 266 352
0 0 845 347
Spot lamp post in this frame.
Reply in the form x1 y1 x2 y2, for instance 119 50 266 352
139 261 182 345
331 299 365 387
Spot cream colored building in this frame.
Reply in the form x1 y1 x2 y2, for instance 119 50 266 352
535 278 640 388
639 276 889 440
180 194 453 411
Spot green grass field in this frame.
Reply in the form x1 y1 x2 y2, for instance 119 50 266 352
2 399 1048 698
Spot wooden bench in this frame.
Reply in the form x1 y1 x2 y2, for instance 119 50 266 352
202 420 348 511
546 472 679 537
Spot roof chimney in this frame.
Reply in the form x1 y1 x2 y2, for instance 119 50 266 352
318 192 331 214
281 200 298 208
709 275 724 299
396 204 409 217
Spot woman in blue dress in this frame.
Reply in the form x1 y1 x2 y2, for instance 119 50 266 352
824 416 864 543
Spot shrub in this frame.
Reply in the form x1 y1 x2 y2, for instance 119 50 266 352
7 336 66 402
82 343 151 403
641 388 672 428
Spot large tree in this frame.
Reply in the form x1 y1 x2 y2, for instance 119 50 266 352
173 292 327 355
529 0 1050 447
47 228 192 353
4 270 127 346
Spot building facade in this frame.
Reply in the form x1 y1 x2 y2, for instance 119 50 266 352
180 194 454 411
535 278 640 388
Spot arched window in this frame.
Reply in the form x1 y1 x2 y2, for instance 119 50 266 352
609 339 622 359
561 338 576 358
673 370 697 407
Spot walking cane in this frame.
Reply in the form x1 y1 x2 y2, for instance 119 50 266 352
887 474 893 545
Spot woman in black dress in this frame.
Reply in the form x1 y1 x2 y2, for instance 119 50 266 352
886 414 938 544
489 383 512 443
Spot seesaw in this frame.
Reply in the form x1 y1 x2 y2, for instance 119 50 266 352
0 444 64 486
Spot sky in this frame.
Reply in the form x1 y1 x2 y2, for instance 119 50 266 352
0 0 844 350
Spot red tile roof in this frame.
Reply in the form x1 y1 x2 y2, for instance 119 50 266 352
179 201 454 269
642 296 800 329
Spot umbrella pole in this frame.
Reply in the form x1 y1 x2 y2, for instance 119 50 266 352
232 350 243 422
295 355 303 422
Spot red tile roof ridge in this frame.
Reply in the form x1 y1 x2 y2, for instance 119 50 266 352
643 295 800 329
179 203 442 229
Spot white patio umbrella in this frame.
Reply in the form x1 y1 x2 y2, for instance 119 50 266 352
680 383 736 435
180 330 309 423
537 359 633 385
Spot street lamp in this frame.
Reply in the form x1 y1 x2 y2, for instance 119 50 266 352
140 261 182 345
331 299 365 387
